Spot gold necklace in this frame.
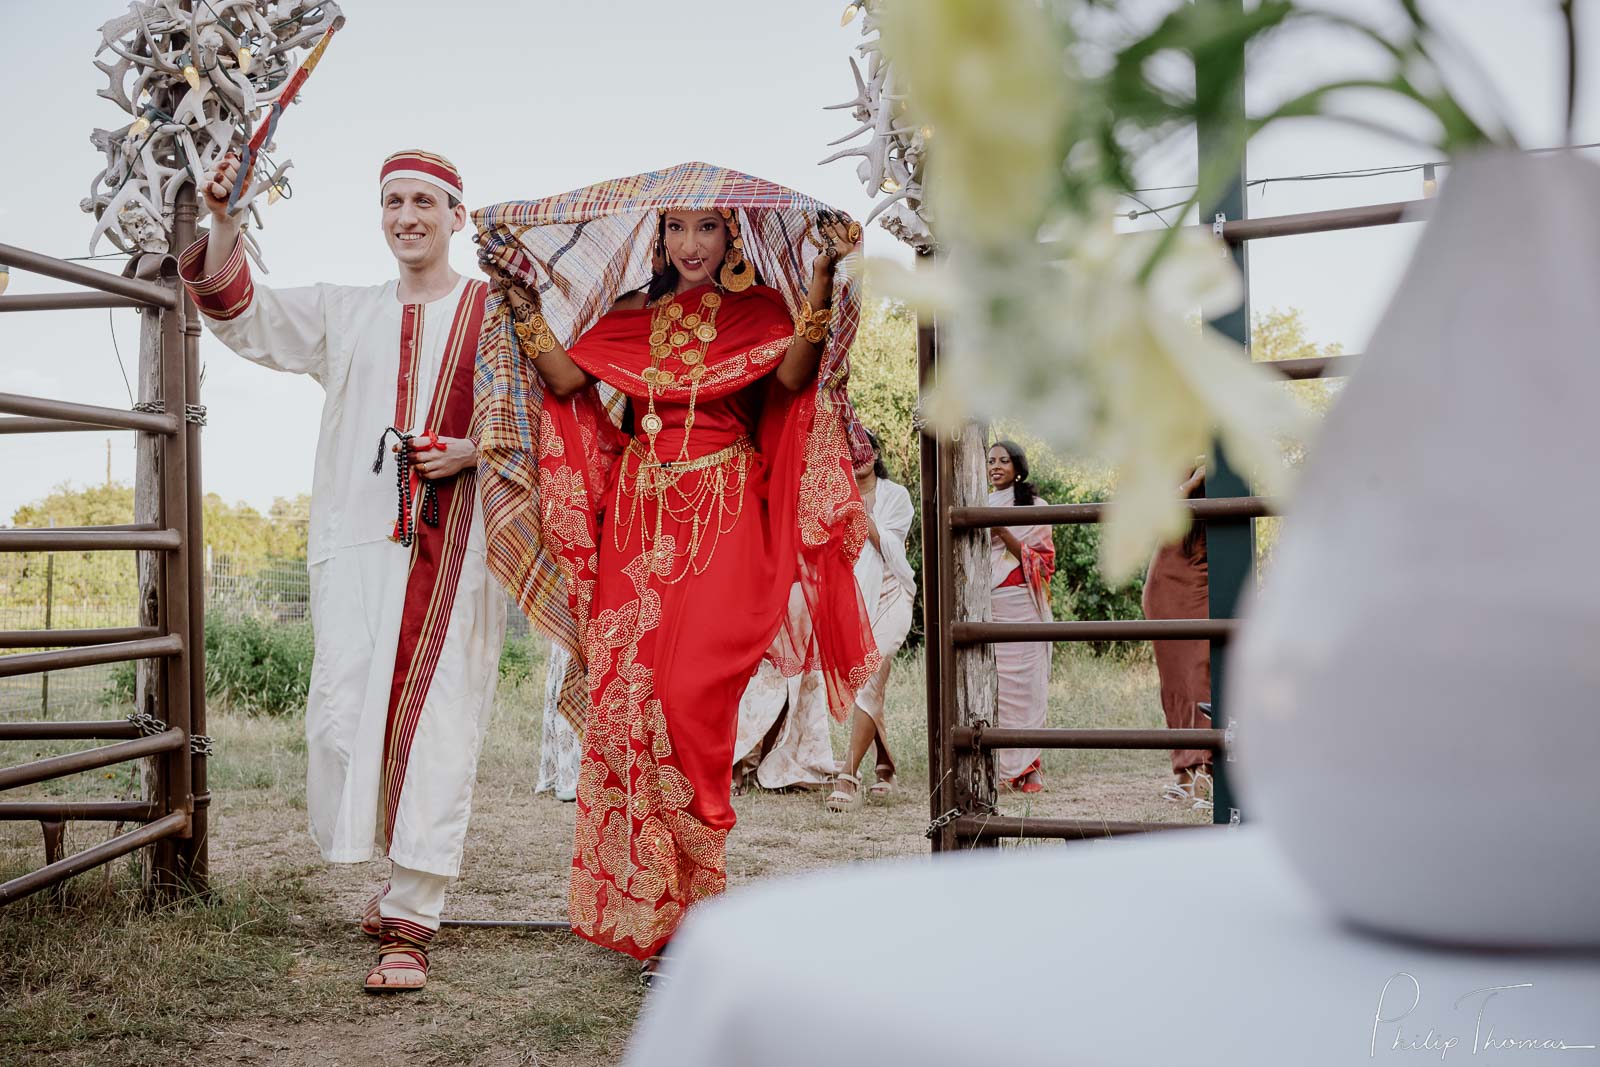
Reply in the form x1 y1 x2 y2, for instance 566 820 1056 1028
640 288 721 462
614 288 749 583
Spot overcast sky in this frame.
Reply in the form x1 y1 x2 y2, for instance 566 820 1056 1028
2 0 1596 521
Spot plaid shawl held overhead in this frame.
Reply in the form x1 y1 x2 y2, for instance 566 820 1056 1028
471 161 870 729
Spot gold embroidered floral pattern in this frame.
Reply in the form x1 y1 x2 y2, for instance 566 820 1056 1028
568 537 730 957
528 290 881 961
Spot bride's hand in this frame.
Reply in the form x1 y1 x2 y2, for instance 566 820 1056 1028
810 210 862 278
478 244 538 310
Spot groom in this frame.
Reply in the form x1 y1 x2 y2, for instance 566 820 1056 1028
180 149 505 992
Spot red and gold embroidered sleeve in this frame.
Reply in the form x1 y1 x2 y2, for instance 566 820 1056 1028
177 233 254 321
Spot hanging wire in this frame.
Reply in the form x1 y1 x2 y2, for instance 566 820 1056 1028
1118 192 1182 226
108 309 135 406
1119 140 1600 213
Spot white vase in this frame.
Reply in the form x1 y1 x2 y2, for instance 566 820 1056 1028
1229 150 1600 948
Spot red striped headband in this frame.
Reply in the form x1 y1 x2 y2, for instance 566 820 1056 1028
379 150 464 201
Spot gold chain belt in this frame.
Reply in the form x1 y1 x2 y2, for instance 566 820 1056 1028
615 435 755 582
625 435 754 482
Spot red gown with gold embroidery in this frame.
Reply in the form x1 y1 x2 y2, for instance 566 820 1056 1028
537 283 877 959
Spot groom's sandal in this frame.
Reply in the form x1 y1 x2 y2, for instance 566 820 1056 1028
363 923 433 994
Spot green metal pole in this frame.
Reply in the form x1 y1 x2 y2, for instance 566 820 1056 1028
1195 0 1252 825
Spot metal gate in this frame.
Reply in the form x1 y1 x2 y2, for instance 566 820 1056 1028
0 198 209 903
919 197 1418 851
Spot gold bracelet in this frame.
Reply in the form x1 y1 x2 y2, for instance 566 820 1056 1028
513 310 558 357
794 304 831 345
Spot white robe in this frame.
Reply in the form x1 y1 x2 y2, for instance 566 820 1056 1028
732 479 917 788
200 273 504 877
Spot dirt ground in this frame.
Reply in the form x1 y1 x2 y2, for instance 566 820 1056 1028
1 647 1209 1066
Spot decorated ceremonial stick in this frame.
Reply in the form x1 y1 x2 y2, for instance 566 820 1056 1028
228 18 344 212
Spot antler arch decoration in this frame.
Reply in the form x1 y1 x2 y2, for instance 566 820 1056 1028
822 0 932 253
85 0 344 267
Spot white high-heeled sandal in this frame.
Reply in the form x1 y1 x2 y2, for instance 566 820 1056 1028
827 772 862 812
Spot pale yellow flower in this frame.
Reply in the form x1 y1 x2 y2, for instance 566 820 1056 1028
1064 221 1304 581
881 0 1072 244
872 218 1303 585
872 0 1302 585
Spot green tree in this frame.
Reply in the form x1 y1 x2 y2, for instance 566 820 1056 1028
10 482 134 528
203 493 309 560
1250 308 1343 566
848 298 921 483
1253 307 1339 466
848 297 927 642
3 483 312 620
5 484 137 610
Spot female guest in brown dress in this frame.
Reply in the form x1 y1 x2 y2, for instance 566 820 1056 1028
1141 464 1212 806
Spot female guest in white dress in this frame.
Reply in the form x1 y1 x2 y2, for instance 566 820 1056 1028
828 430 918 811
535 643 580 802
987 441 1056 793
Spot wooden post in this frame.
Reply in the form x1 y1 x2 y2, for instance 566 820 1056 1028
155 248 193 896
133 265 165 887
39 819 65 905
921 295 998 852
134 245 194 896
945 416 997 845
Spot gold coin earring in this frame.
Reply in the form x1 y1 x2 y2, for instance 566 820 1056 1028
718 209 754 292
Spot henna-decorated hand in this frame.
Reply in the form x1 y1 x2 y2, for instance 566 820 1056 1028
810 209 863 278
478 243 539 316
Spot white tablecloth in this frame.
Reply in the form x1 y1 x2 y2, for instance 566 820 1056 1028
625 829 1600 1065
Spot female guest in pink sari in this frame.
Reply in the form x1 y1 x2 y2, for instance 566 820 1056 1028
987 441 1056 793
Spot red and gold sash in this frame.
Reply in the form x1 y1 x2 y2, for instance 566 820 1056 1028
380 279 488 849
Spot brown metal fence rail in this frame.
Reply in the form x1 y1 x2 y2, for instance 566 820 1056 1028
920 193 1429 851
0 199 209 906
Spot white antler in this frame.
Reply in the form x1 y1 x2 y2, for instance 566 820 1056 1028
819 1 933 253
84 0 345 268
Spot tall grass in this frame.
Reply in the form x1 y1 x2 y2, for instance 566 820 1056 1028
104 617 314 716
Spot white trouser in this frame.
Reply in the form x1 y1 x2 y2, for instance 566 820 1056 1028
381 862 450 938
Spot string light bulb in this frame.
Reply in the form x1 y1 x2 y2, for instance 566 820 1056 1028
268 180 284 205
129 114 151 137
880 176 900 193
182 56 201 91
237 44 254 74
840 3 860 26
919 124 934 139
1422 163 1438 198
0 265 9 297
